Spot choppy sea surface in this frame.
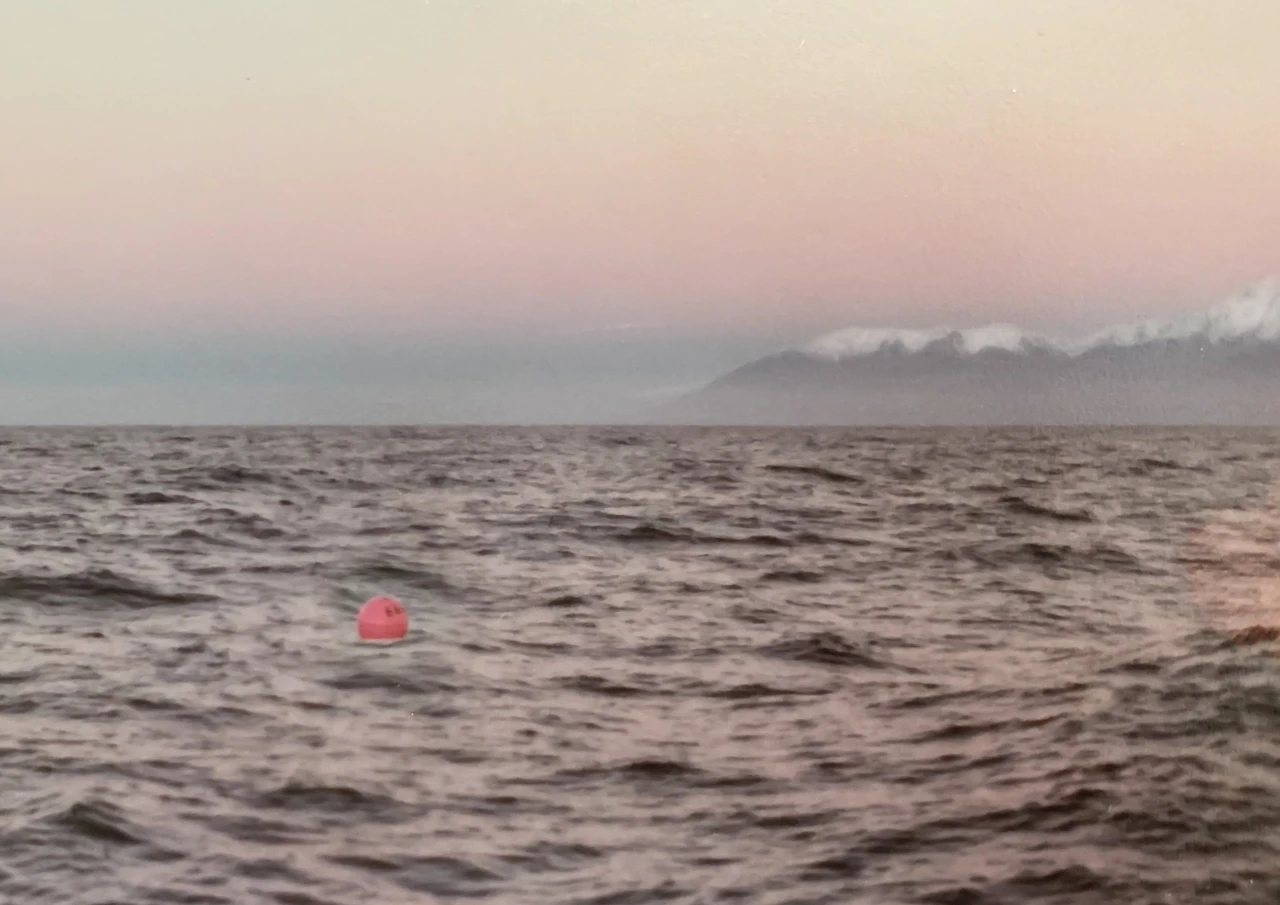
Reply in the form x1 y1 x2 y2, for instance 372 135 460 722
3 426 1280 905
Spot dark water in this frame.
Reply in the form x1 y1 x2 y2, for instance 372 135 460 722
3 426 1280 905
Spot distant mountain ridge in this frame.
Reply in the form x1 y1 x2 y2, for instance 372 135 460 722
803 277 1280 360
662 279 1280 425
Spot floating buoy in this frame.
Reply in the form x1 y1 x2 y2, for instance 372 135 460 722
357 595 408 641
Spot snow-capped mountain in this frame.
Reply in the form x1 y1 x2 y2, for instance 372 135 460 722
1070 277 1280 352
804 323 1057 359
662 278 1280 425
803 277 1280 361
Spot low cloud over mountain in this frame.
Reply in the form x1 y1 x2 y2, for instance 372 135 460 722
663 279 1280 425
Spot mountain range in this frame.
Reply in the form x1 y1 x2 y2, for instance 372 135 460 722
660 278 1280 425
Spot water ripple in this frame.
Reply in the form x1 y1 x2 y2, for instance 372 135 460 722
1 425 1278 903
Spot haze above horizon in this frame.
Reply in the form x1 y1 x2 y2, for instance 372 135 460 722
2 1 1277 423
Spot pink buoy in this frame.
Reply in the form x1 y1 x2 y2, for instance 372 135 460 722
357 595 409 641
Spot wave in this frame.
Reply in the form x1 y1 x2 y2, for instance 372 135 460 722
251 782 407 816
763 463 865 484
949 540 1149 575
613 523 796 547
761 631 887 669
124 491 199 505
0 569 218 609
998 494 1095 523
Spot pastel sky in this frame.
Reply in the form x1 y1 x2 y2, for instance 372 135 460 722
1 0 1277 423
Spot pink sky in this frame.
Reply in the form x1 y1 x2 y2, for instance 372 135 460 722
2 0 1278 342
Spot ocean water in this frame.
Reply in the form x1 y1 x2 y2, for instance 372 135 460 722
2 425 1280 905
